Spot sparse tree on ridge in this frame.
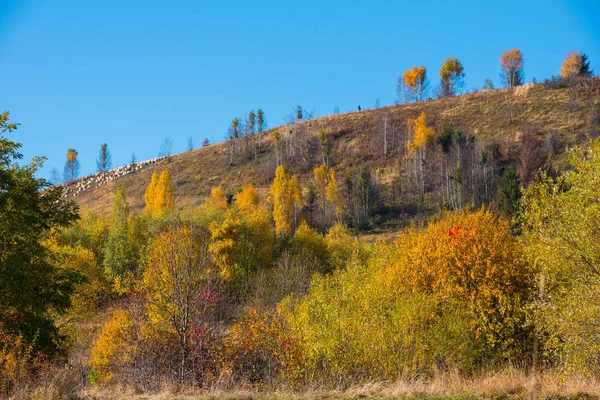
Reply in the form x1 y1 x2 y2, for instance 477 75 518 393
397 65 427 103
202 137 210 147
63 148 80 182
482 78 495 91
96 143 112 172
49 167 61 185
256 109 266 152
187 137 194 151
439 57 465 97
500 48 524 88
159 137 174 157
560 51 594 78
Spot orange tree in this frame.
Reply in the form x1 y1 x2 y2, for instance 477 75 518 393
384 208 534 356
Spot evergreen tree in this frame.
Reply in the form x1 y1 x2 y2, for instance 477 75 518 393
96 143 112 172
497 165 522 218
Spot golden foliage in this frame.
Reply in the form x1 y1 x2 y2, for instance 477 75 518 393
500 48 523 71
560 51 583 77
407 112 434 152
89 308 135 382
144 170 174 217
225 307 300 382
268 165 302 237
381 208 533 353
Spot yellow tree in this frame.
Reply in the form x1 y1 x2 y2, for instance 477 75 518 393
439 57 465 97
143 224 216 381
210 185 274 283
144 170 174 217
326 168 344 223
144 171 159 215
500 48 524 88
407 112 435 201
399 65 427 103
559 51 593 78
268 165 302 237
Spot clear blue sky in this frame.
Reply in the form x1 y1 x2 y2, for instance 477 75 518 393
1 0 598 178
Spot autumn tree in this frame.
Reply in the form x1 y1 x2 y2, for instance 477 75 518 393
268 165 302 237
144 170 174 217
144 224 219 382
406 112 435 201
210 185 274 284
500 48 524 88
96 143 112 172
63 148 80 182
439 57 465 97
560 51 594 78
397 65 427 103
0 111 81 355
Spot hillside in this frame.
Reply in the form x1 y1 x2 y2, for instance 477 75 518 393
66 79 600 223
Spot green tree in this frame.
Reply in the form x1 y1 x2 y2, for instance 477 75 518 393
0 111 81 355
96 143 112 172
522 138 600 375
439 57 465 96
103 190 137 289
497 165 522 218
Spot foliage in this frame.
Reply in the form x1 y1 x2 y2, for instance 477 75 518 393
144 170 174 217
103 190 140 289
96 143 112 172
89 308 135 383
560 51 593 78
407 112 435 152
0 111 81 355
439 57 465 96
500 48 524 87
496 165 522 218
290 221 329 270
284 248 478 381
225 307 300 384
268 165 302 237
521 138 600 375
63 148 80 182
324 223 358 272
210 193 274 285
386 209 534 357
399 65 427 102
143 223 220 381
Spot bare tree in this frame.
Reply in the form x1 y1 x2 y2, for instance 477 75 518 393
159 137 174 157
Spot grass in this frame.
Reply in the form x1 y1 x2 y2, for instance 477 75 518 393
72 370 600 400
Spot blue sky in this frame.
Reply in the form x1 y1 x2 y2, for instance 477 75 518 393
1 0 598 178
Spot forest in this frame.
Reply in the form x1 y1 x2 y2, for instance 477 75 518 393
2 50 600 399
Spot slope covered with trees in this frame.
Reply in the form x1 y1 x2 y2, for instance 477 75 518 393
66 78 600 236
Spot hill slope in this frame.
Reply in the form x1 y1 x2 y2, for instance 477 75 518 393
66 79 600 226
